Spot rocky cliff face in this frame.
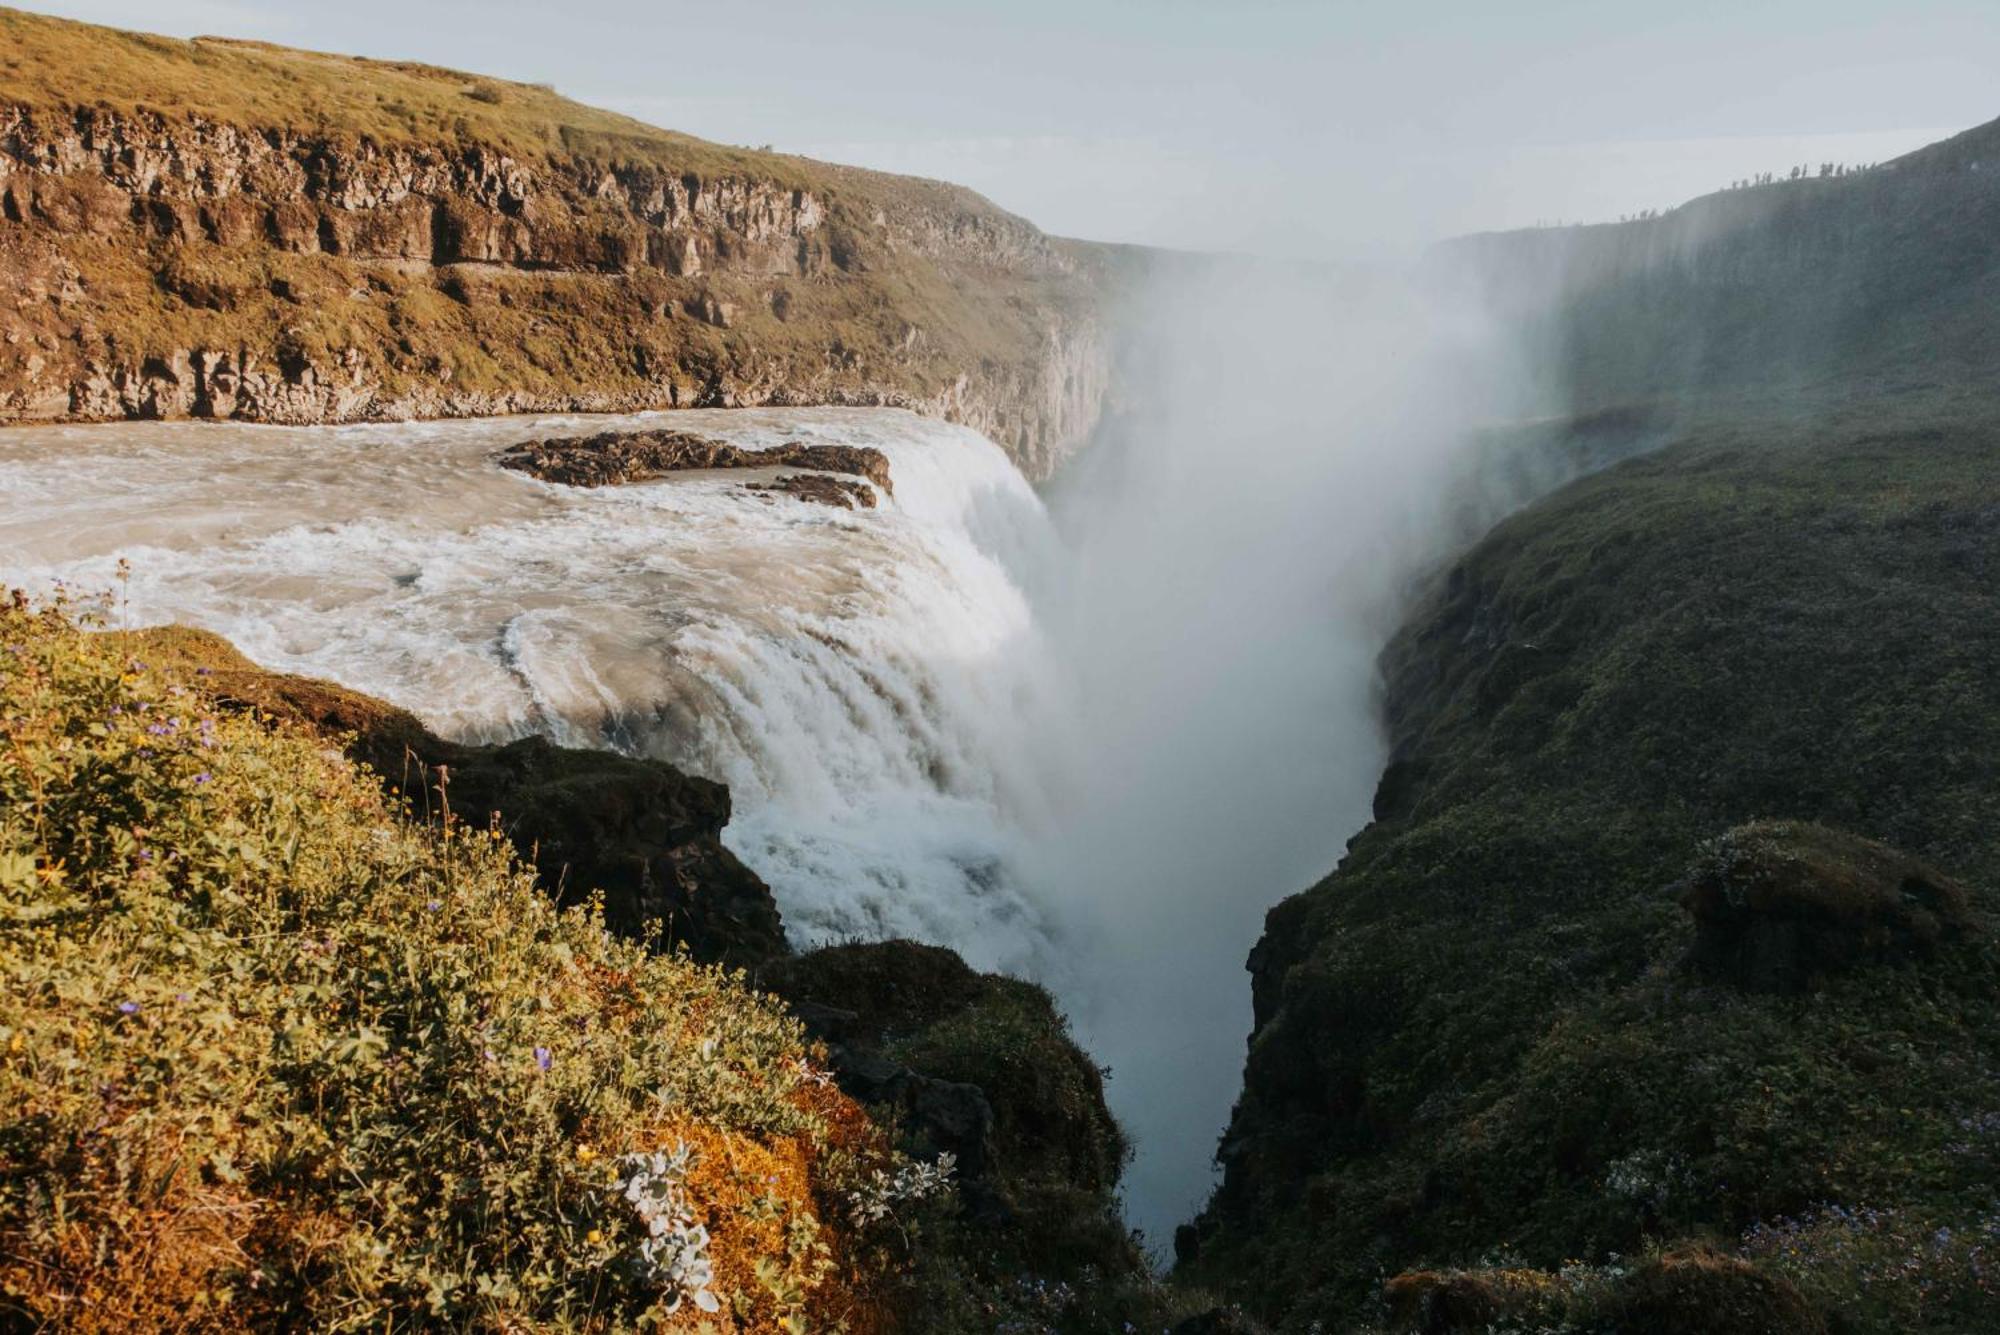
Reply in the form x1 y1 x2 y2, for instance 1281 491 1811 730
0 11 1118 477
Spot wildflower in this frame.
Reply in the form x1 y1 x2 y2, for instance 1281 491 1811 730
117 1001 140 1016
576 1144 598 1166
534 1046 552 1071
586 1228 603 1245
193 771 212 785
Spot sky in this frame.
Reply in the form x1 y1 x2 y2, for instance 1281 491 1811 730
22 1 1999 255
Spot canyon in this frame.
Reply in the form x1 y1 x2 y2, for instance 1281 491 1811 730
5 6 2000 1334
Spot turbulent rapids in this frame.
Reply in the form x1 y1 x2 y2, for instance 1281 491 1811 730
0 408 1074 974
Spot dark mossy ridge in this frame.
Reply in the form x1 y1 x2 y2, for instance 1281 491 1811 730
1183 115 2000 1335
0 6 1123 478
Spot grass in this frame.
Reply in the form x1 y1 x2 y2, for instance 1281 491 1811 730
0 591 929 1331
0 6 808 183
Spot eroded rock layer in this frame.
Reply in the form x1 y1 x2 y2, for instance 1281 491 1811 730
0 9 1120 477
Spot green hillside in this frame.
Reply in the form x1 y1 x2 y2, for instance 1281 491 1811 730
1188 121 2000 1334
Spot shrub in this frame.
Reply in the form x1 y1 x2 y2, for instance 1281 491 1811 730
0 593 897 1331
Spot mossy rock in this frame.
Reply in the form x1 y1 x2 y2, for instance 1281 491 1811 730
1599 1245 1826 1335
1382 1267 1556 1332
1679 821 1977 992
762 940 1142 1308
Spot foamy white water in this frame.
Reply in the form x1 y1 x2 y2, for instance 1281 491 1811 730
0 408 1072 977
0 261 1534 1254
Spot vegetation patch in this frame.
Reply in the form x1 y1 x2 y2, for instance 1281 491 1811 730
0 593 930 1330
1183 396 2000 1333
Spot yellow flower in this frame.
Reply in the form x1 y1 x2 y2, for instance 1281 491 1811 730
576 1144 598 1165
586 1229 604 1246
6 1032 22 1055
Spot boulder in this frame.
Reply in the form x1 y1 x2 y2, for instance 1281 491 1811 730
1678 821 1977 993
1603 1246 1825 1335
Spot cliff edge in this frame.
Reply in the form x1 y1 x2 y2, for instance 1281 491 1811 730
0 7 1120 477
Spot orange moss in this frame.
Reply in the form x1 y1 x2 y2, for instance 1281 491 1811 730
0 1145 259 1331
1383 1267 1557 1333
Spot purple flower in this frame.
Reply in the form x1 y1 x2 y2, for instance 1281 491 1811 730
534 1046 552 1072
193 772 212 785
425 900 440 912
117 1001 140 1016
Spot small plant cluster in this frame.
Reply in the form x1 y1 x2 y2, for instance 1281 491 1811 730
1742 1203 2000 1329
0 592 885 1331
846 1151 957 1228
610 1146 721 1315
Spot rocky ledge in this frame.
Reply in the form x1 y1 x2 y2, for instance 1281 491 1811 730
0 10 1123 479
115 623 786 964
496 427 893 506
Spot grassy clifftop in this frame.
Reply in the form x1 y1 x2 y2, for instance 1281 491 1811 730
0 598 1205 1332
0 8 791 179
0 6 1118 476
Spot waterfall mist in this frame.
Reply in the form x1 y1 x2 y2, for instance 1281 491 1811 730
0 253 1552 1254
1030 254 1537 1244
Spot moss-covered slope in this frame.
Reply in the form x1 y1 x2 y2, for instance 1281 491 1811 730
1187 114 2000 1332
0 595 900 1330
1186 394 2000 1332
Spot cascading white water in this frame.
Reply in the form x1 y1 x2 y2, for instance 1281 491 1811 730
0 261 1535 1251
0 409 1073 978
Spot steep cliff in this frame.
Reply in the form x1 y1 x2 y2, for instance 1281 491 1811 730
1186 120 2000 1334
0 7 1117 476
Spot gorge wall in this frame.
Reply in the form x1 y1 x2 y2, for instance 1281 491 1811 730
1180 116 2000 1334
0 7 1118 478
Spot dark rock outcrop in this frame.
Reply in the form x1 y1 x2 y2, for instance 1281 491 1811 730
115 624 786 966
743 473 878 509
759 941 1133 1270
495 427 892 497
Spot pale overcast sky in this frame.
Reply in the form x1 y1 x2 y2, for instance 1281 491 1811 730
20 1 1997 255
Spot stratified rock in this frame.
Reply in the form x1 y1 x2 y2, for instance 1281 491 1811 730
495 427 892 496
0 10 1122 479
1678 821 1976 993
111 625 786 966
743 473 878 508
